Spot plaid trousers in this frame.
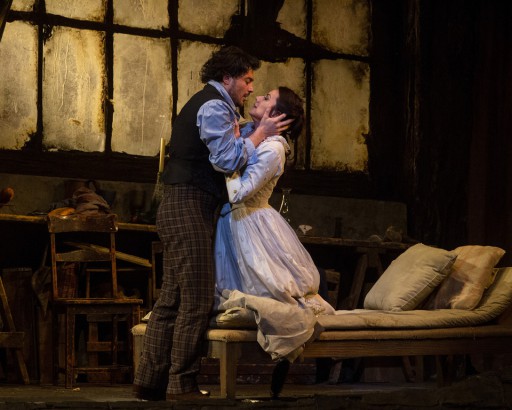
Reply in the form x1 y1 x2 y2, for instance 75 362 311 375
133 184 218 394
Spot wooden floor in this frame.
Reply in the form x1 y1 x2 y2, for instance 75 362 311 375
0 381 431 402
1 370 512 409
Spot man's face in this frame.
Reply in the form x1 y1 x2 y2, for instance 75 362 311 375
223 70 254 108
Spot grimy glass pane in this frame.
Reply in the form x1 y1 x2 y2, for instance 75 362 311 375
0 21 37 149
277 0 307 39
11 0 35 12
46 0 105 22
311 59 369 172
113 0 169 29
312 0 369 56
112 34 172 156
43 27 106 152
178 0 238 38
176 41 218 114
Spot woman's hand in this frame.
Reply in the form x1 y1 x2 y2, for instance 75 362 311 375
249 108 294 147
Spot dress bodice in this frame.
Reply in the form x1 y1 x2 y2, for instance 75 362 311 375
226 135 289 208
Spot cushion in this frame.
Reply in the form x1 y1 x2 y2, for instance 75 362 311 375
424 245 505 310
364 243 457 311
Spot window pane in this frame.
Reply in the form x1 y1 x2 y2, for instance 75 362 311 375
277 0 307 39
43 27 106 152
113 0 169 29
112 34 172 156
0 21 38 149
313 0 370 56
11 0 35 12
178 0 239 38
45 0 105 22
311 59 369 171
176 41 218 113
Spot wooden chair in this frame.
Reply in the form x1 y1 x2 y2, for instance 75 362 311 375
48 213 143 388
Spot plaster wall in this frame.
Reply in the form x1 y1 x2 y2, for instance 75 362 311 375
1 173 406 240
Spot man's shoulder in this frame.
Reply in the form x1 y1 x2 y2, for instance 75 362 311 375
184 85 226 108
195 84 224 100
177 85 226 117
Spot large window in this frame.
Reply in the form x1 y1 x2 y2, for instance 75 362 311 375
0 0 371 190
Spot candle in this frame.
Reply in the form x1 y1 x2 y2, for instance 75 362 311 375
158 137 165 173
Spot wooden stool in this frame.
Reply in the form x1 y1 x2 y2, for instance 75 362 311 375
0 277 29 384
52 298 140 386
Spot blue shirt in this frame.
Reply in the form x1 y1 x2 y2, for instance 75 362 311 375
198 81 256 173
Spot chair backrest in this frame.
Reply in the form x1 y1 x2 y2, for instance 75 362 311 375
47 213 118 300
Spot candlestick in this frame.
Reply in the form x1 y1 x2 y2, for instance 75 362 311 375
158 137 165 173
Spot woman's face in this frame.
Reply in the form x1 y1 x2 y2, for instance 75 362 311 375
248 89 279 121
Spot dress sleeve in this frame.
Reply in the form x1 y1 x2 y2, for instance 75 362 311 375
226 140 285 204
198 100 255 173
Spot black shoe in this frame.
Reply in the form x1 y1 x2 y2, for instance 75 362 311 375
133 385 166 401
270 359 290 399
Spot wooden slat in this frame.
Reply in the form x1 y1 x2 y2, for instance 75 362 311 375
65 242 151 267
73 365 131 373
47 214 118 233
302 337 512 358
0 332 24 348
56 248 111 262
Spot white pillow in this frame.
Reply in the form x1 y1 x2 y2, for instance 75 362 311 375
424 245 505 310
364 243 457 311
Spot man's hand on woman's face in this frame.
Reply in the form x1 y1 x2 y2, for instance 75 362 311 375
259 107 294 137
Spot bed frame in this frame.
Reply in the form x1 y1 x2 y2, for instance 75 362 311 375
206 305 512 399
132 267 512 400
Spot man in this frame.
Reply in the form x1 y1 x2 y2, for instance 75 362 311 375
133 46 291 401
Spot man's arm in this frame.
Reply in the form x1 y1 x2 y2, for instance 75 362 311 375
198 101 294 173
198 100 252 173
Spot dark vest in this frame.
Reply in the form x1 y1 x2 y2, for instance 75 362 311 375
161 84 227 199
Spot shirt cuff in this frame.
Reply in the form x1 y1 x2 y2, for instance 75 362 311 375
243 137 256 157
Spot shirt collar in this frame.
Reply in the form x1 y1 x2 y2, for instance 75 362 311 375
207 80 237 114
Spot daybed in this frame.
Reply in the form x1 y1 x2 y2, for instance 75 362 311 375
133 244 512 399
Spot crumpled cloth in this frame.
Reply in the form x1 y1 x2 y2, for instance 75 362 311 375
220 289 322 362
73 187 110 215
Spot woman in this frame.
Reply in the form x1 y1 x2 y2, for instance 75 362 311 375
214 86 334 316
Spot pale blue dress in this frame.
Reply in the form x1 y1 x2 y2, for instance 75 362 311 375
214 135 334 314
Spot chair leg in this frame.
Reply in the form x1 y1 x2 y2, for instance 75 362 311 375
52 309 60 385
65 308 76 389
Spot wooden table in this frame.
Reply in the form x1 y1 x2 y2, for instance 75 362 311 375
0 213 410 309
0 213 156 232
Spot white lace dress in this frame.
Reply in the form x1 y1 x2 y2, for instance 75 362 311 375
214 135 334 316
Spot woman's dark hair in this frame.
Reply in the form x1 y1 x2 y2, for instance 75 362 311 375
274 86 304 141
200 46 261 83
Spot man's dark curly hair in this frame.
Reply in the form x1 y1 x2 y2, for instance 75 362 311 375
200 46 261 83
274 86 304 142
